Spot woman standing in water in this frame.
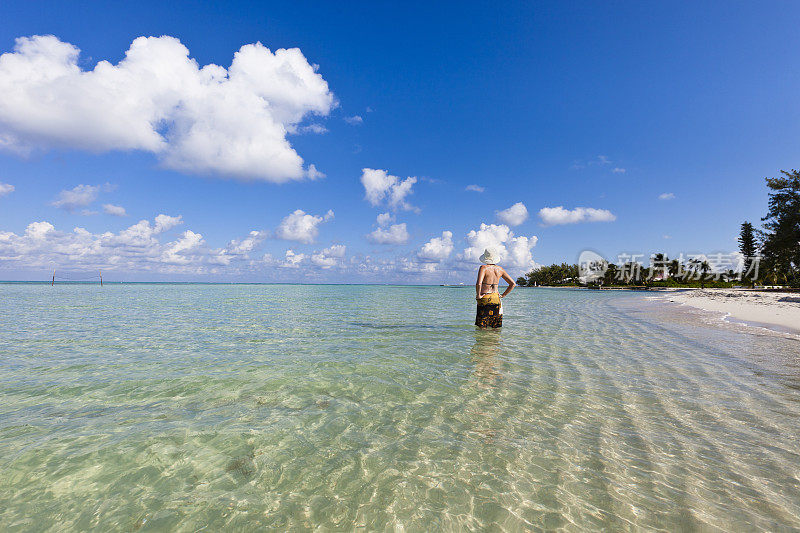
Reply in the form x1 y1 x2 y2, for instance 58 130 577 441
475 248 516 328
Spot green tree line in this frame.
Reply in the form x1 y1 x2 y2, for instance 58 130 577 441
752 170 800 286
516 263 580 286
517 170 800 288
516 257 728 288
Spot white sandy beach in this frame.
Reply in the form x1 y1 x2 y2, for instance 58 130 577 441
657 288 800 333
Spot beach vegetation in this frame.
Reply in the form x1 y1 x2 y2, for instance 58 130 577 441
738 221 757 286
760 170 800 286
516 263 580 286
518 169 800 289
518 255 745 289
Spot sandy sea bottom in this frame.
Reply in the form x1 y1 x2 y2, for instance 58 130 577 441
1 284 799 531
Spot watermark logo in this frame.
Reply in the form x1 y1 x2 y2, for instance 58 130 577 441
578 250 608 283
577 251 761 283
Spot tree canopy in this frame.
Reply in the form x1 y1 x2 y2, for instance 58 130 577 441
760 170 800 285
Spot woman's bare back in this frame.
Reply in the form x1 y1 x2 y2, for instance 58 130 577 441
476 264 515 298
478 265 503 295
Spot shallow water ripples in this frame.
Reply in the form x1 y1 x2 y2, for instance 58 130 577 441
1 284 799 531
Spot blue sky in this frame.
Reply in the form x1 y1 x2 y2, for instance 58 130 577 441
0 2 798 282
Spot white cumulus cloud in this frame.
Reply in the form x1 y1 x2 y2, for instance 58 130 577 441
323 244 346 257
367 223 409 245
224 230 267 257
153 214 183 233
418 231 453 262
538 206 616 226
282 249 306 267
311 244 346 268
496 202 529 226
102 204 127 217
0 35 334 182
25 221 55 240
0 215 264 274
161 230 205 265
0 182 14 197
459 223 538 273
360 168 418 211
376 212 394 227
275 209 333 244
344 115 363 125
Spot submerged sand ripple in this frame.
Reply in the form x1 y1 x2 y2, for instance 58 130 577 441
0 284 799 530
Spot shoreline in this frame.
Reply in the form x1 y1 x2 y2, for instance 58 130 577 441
651 288 800 335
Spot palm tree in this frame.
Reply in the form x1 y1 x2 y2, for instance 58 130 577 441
686 258 698 276
700 260 711 288
668 259 680 280
651 253 668 280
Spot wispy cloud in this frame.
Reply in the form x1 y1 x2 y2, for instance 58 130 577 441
376 212 395 226
658 192 675 200
103 204 127 217
538 206 616 226
297 123 328 134
571 155 625 173
344 115 363 125
465 184 485 193
51 183 116 213
0 182 14 197
51 184 100 211
306 164 325 180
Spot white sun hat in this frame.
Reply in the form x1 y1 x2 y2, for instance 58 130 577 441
479 248 498 264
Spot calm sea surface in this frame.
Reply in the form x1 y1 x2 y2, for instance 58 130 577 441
1 283 799 531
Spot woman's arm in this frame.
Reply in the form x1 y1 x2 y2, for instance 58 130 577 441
475 265 486 300
500 268 516 298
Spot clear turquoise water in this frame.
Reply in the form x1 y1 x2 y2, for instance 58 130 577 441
1 284 799 531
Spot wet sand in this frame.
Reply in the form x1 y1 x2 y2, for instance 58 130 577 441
654 288 800 334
